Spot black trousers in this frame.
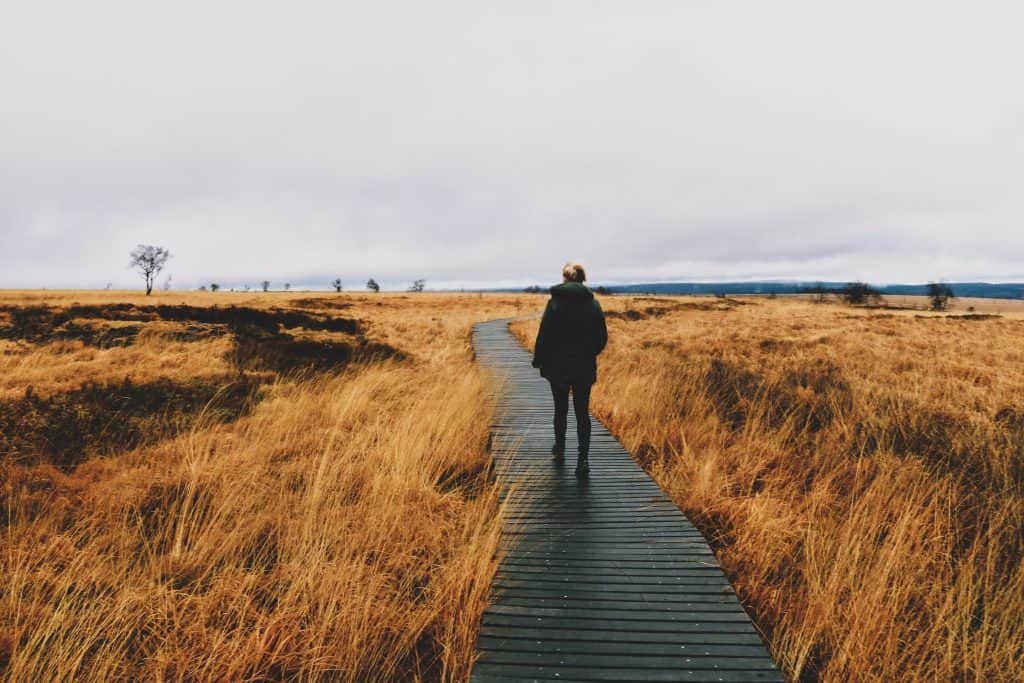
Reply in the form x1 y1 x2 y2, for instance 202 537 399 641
549 381 592 454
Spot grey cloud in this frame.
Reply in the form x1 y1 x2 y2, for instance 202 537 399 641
2 1 1022 289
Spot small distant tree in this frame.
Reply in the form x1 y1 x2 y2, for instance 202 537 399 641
408 279 426 293
261 280 271 292
841 281 881 306
284 282 291 291
210 283 220 292
161 274 173 291
366 278 380 293
523 285 543 293
593 286 612 295
810 282 829 304
927 282 955 311
129 244 171 296
331 278 343 293
198 285 208 292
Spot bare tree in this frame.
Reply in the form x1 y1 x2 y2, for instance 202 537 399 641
841 281 881 306
129 244 171 296
331 278 343 293
161 274 173 291
927 282 955 311
810 282 829 304
366 278 380 293
261 280 271 292
408 279 426 293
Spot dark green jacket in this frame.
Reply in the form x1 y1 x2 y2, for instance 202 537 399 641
531 282 608 384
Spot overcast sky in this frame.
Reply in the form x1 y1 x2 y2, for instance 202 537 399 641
2 1 1021 290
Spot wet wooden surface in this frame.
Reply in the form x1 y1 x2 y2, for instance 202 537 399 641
470 318 782 682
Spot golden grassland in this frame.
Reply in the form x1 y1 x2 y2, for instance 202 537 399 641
3 288 1023 681
0 290 532 681
514 295 1024 681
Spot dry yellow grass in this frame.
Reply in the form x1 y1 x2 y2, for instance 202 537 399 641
514 295 1024 681
0 291 533 681
5 289 1023 681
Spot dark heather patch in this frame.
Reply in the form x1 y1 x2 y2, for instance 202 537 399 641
913 313 1002 321
0 376 263 471
605 309 647 321
230 331 403 374
706 359 763 430
56 321 144 348
289 298 354 310
705 357 851 433
0 304 359 345
607 299 745 321
855 408 1022 491
759 338 794 352
948 314 1002 321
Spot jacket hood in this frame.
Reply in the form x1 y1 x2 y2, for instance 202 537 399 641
550 282 594 299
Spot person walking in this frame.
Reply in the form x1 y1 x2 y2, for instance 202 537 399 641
531 263 608 477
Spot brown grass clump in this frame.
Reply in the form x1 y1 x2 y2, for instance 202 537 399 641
513 296 1024 682
1 290 533 682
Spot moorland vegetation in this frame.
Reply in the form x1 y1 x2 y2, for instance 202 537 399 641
0 290 529 681
2 289 1022 681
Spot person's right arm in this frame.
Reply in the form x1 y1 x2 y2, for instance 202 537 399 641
591 299 608 355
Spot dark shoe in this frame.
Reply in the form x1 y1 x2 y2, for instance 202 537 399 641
551 443 565 464
575 452 590 478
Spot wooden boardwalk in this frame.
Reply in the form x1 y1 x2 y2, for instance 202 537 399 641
470 319 782 682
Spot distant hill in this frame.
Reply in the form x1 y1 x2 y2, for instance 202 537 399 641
501 281 1024 299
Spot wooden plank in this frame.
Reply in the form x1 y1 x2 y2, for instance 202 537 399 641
475 637 772 658
494 565 726 578
482 613 762 634
472 663 784 682
491 597 747 613
491 582 733 596
495 561 720 573
484 605 755 623
490 590 740 605
477 651 779 671
478 626 768 646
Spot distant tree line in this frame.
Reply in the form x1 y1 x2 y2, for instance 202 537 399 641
797 281 956 310
127 245 952 309
125 250 395 294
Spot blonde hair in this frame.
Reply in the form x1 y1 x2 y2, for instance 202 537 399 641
562 262 587 283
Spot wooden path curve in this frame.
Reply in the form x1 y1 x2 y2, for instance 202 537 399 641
470 318 782 683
